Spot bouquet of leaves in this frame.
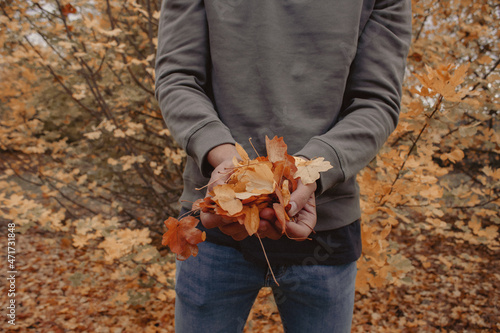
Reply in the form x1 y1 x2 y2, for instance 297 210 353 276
162 136 332 261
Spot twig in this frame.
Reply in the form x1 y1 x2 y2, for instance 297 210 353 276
390 95 444 189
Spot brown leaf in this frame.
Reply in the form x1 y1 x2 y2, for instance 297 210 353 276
265 136 288 163
162 216 206 261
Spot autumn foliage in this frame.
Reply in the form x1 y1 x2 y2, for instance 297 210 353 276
162 136 332 260
0 0 498 331
162 216 205 261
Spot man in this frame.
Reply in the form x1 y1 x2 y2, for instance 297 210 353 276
155 0 411 331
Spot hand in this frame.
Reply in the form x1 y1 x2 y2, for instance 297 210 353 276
256 207 283 240
201 163 282 240
200 144 250 241
285 180 317 241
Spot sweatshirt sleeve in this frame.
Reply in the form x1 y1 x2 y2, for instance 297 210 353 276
155 0 236 177
295 0 412 194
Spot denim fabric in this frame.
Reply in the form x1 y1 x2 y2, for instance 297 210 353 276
175 241 357 333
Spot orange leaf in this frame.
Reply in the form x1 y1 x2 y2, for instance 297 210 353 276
235 142 250 162
61 4 77 16
266 135 288 163
238 163 275 195
212 185 243 215
275 179 291 208
162 216 206 261
241 205 260 235
273 202 289 233
440 149 465 163
190 137 332 242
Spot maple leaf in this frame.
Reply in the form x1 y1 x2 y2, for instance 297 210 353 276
192 197 216 213
414 64 471 102
275 179 291 209
294 157 333 185
162 216 206 261
195 137 334 239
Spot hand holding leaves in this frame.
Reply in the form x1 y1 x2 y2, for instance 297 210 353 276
162 136 332 260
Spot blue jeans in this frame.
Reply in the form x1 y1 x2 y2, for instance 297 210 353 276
175 241 357 332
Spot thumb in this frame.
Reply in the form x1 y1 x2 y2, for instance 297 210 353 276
288 181 317 216
288 201 299 217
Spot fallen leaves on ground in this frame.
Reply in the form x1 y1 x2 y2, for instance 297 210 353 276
2 226 497 332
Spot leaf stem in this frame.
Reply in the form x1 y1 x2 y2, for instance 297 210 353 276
256 234 279 286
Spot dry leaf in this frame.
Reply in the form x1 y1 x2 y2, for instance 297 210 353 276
266 136 288 163
294 157 333 185
212 185 243 215
196 136 332 237
162 216 206 261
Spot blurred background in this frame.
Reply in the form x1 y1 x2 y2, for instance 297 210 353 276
0 0 498 331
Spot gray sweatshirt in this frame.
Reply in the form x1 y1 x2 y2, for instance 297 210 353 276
155 0 412 231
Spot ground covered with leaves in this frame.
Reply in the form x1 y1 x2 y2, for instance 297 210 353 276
2 224 497 332
1 0 498 331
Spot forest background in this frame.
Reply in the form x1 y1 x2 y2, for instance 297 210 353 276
0 0 498 332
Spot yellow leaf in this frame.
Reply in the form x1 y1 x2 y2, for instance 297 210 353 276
212 185 243 215
235 142 249 162
98 28 122 37
113 129 126 138
468 219 481 235
266 135 288 163
477 55 492 65
415 64 470 101
440 149 465 163
84 130 101 140
242 205 260 235
294 157 333 185
239 163 275 195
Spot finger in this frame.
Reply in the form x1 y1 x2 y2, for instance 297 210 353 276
219 222 247 235
259 207 276 222
285 221 312 241
286 195 316 241
231 231 249 241
288 181 317 216
200 211 233 229
286 214 316 241
219 222 249 241
258 220 282 240
302 194 316 214
207 160 235 192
